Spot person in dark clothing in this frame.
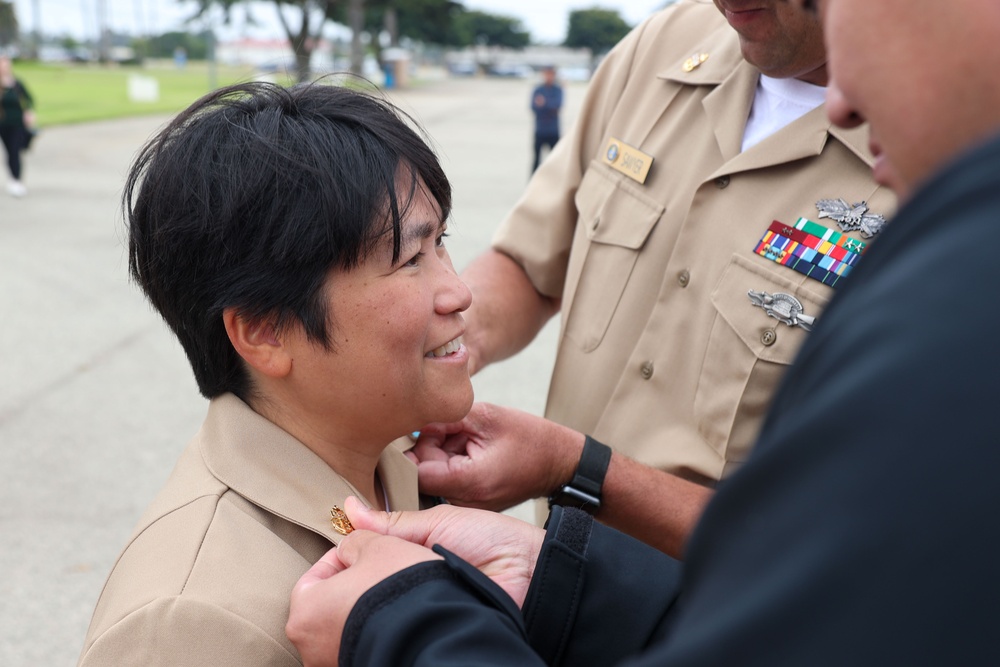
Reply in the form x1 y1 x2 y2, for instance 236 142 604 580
0 55 35 198
284 1 1000 665
530 66 562 173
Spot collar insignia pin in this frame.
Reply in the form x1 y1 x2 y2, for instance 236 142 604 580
748 290 816 331
682 53 710 72
330 506 354 535
815 198 887 238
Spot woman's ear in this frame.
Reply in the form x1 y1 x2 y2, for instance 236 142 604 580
223 308 292 378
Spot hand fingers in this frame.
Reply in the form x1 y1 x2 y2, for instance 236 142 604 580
416 418 467 439
415 458 469 496
292 546 347 595
409 438 452 464
439 432 472 455
331 529 382 569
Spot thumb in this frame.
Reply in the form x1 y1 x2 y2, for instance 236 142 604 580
346 496 441 549
342 495 385 532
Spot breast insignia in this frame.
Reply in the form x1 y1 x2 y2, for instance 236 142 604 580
816 199 887 238
748 290 816 331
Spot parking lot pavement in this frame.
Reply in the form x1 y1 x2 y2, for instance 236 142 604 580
0 74 584 665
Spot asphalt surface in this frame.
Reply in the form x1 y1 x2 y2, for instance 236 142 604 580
0 74 583 666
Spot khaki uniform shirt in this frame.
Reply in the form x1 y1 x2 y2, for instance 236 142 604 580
78 394 420 666
495 1 896 484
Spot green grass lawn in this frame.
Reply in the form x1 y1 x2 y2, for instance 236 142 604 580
14 60 297 127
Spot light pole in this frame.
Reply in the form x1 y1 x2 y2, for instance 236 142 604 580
31 0 40 59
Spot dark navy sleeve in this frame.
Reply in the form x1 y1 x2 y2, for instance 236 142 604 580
340 558 542 667
339 506 682 667
524 506 682 666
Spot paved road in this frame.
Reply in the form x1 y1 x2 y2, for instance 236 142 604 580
0 75 584 666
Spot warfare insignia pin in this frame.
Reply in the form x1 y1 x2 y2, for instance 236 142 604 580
815 199 887 238
682 53 710 72
748 290 816 332
330 506 354 535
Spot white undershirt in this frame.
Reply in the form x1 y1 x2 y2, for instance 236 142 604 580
741 74 827 152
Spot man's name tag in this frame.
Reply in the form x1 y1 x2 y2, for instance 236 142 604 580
602 137 653 184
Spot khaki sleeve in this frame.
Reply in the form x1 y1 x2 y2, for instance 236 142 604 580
492 18 654 299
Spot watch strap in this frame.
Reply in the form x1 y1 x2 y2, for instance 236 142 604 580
549 435 612 512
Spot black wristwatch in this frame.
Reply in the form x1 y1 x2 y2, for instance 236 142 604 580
548 435 612 515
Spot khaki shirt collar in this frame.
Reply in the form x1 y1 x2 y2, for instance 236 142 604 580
658 19 744 87
656 20 875 171
197 394 419 543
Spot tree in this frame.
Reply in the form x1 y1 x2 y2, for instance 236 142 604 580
191 0 345 82
139 30 212 60
453 10 529 49
326 0 461 71
564 7 630 55
0 1 19 52
345 0 463 48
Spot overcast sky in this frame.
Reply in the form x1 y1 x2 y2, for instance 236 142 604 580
12 0 663 45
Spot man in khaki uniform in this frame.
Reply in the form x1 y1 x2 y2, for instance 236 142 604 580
412 0 895 555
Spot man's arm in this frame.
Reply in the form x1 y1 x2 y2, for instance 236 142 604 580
411 403 712 559
460 250 560 375
599 448 712 558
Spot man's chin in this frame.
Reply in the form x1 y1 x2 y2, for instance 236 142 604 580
872 153 909 200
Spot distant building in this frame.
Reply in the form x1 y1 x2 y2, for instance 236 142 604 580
445 45 593 80
215 38 336 73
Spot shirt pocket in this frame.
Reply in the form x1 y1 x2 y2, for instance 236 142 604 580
695 253 828 467
563 164 664 352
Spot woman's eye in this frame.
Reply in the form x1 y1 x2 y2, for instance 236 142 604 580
404 251 424 268
436 232 449 248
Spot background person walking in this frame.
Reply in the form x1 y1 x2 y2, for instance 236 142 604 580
530 66 562 173
0 56 35 198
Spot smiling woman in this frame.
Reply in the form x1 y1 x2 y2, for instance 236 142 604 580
76 80 472 666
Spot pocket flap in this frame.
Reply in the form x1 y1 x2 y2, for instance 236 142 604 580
576 165 664 250
711 254 828 365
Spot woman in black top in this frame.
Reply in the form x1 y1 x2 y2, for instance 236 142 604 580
0 55 35 198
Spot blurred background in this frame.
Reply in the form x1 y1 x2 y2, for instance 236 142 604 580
2 0 670 117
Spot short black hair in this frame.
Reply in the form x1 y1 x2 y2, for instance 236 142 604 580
124 81 451 400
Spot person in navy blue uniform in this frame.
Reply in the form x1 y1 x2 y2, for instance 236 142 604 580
530 66 563 173
284 1 1000 664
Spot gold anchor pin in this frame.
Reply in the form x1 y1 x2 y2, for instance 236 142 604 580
330 506 354 535
682 53 710 72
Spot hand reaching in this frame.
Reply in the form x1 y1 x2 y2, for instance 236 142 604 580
408 402 583 511
346 496 545 608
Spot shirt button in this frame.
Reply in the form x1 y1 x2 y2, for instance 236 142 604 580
761 329 777 346
677 270 690 287
640 361 654 379
714 175 731 189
